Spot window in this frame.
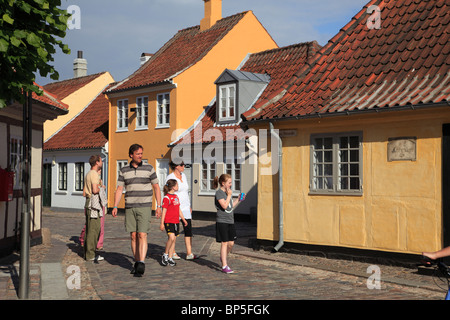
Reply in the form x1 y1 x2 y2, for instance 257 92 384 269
117 160 128 191
225 161 241 192
136 96 148 129
75 162 84 191
157 93 170 127
310 132 362 194
10 137 23 189
58 163 67 191
117 99 128 130
219 84 236 121
201 161 216 191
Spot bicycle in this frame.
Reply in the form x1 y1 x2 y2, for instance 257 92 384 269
419 257 450 300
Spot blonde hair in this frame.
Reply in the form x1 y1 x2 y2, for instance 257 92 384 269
213 174 231 189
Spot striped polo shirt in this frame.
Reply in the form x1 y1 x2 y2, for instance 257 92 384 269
117 162 159 209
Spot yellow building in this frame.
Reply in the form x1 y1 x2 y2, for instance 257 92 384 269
106 0 277 209
241 0 450 260
43 57 114 141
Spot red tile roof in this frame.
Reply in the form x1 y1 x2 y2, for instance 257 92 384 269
44 83 114 150
32 82 69 112
172 42 320 145
43 72 108 100
242 0 450 122
108 12 249 93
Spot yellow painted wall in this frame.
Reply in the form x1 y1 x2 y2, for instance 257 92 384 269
43 72 114 141
107 88 176 208
107 11 277 209
254 107 450 255
173 11 278 135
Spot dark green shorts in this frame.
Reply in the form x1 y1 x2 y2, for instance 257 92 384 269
125 207 152 233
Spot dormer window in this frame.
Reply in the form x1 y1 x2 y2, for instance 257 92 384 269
219 83 236 121
215 69 270 125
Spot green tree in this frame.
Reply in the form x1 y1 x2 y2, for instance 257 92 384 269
0 0 71 108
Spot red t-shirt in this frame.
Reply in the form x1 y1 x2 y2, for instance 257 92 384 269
162 193 180 224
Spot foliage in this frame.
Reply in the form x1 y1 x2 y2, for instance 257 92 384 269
0 0 71 108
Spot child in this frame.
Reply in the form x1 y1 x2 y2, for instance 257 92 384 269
160 179 187 266
214 174 244 274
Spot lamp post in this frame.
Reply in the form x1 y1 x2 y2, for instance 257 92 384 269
19 91 32 299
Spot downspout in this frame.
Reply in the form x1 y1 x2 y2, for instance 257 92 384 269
270 122 284 253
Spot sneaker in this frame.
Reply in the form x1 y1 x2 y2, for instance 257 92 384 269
89 255 104 262
168 258 176 267
172 252 181 260
161 254 169 266
186 254 198 260
222 266 234 274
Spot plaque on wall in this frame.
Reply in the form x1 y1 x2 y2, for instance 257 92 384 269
387 137 417 161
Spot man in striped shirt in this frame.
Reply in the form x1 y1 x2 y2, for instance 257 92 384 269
112 144 162 276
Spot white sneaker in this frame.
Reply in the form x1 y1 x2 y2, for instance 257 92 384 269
172 252 181 260
89 255 104 261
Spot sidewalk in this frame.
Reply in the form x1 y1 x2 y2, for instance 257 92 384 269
0 209 444 300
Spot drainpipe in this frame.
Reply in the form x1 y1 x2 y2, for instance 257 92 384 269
270 122 284 253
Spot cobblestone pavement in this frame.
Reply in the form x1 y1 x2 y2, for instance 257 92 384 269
0 209 446 302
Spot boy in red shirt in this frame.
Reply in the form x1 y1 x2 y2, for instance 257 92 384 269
160 179 188 266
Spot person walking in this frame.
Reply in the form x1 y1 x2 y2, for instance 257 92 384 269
214 174 244 274
80 167 105 250
160 179 188 267
111 144 162 277
84 155 105 262
166 160 198 260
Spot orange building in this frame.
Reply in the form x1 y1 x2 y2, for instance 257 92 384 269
106 0 277 209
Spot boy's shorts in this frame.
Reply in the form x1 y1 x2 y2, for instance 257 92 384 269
164 223 180 236
125 207 151 233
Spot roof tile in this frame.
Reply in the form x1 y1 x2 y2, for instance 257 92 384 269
243 0 450 121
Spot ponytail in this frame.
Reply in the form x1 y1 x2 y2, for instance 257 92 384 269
213 174 231 189
164 179 177 194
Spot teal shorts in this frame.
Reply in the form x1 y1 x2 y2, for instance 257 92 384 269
125 207 152 233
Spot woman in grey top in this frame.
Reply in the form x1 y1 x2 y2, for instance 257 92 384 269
214 174 244 274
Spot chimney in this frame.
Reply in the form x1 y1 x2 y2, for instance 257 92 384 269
140 52 153 66
73 50 87 78
200 0 222 31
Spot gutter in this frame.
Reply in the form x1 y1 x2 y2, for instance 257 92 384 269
243 101 450 125
270 122 284 253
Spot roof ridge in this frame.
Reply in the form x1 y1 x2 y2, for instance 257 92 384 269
43 71 108 86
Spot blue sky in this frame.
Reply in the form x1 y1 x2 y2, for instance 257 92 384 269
36 0 369 85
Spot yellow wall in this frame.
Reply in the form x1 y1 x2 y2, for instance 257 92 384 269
43 72 114 141
173 11 278 135
107 11 277 209
254 107 450 255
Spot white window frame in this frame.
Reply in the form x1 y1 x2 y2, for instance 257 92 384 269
9 136 23 190
58 162 68 191
117 160 128 193
225 160 241 192
74 162 84 192
219 83 236 121
201 160 216 192
117 99 129 131
156 93 170 128
136 96 148 130
310 132 363 195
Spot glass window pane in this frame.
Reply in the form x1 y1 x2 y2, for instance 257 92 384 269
340 136 348 149
324 137 333 149
350 136 359 148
